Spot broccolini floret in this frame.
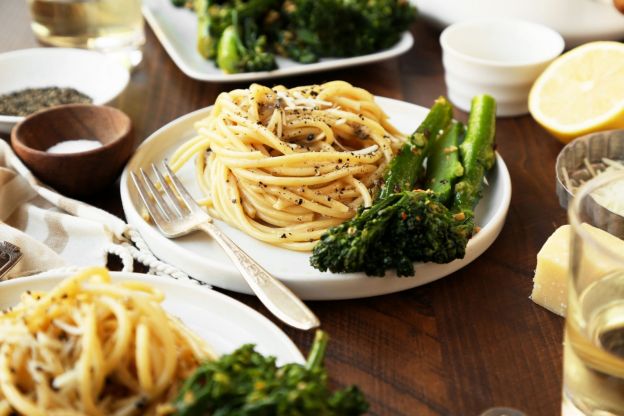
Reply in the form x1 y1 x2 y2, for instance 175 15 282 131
310 190 472 276
195 0 279 66
278 0 416 63
171 331 368 416
217 17 277 73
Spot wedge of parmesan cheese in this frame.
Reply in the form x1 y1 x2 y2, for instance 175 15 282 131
531 223 624 316
531 225 571 316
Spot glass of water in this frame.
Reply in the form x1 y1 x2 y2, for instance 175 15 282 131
564 170 624 415
27 0 145 66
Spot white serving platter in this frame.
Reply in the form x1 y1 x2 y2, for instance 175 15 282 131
120 97 512 300
143 0 414 82
412 0 624 47
0 271 304 364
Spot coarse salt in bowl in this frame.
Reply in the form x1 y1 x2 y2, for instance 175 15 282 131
440 18 565 117
11 104 134 198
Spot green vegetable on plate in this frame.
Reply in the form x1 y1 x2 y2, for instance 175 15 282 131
310 95 497 277
173 0 416 74
171 331 368 415
452 94 497 221
277 0 416 64
378 97 453 200
425 120 465 206
216 19 277 74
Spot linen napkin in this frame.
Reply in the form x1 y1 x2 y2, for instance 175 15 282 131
0 139 192 282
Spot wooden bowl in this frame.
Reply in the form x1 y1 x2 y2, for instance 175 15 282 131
11 104 134 198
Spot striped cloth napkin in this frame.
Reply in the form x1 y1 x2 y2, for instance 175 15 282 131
0 140 190 281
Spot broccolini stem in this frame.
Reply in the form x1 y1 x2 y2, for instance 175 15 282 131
378 97 453 200
217 25 243 73
195 0 214 59
237 0 280 18
452 94 496 218
425 121 465 207
306 330 329 371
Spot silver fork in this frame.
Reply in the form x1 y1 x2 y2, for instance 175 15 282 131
0 241 22 281
131 162 320 331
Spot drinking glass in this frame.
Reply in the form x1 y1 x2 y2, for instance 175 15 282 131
27 0 145 66
564 170 624 415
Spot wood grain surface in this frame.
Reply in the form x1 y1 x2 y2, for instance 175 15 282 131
0 1 575 414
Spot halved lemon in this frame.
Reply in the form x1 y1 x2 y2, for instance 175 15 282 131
529 41 624 143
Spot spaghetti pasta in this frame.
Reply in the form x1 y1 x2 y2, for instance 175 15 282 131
0 268 215 416
170 81 404 251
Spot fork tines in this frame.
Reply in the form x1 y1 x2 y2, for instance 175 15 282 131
131 162 204 228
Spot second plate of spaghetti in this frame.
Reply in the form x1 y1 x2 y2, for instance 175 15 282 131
120 83 511 300
0 269 303 413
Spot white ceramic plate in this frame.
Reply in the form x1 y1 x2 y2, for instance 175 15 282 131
0 48 130 134
412 0 624 47
143 0 414 82
120 97 512 300
0 271 304 364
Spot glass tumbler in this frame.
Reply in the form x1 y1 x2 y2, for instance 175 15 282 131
27 0 145 66
564 170 624 415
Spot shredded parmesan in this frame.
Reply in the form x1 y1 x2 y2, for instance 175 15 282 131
351 145 379 155
564 157 624 215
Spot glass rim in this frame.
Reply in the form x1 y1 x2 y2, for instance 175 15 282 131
568 169 624 265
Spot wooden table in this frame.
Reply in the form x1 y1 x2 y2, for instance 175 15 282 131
1 1 570 414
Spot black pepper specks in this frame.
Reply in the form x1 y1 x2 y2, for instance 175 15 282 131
0 87 92 116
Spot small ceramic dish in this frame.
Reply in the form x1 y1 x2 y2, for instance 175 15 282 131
11 104 134 198
0 48 130 134
556 130 624 238
440 18 564 117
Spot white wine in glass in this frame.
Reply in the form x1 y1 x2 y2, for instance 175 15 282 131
564 171 624 415
28 0 144 65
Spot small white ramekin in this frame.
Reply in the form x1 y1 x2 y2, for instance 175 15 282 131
440 19 565 117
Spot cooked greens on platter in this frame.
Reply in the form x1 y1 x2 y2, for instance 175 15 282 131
310 95 497 277
171 0 416 73
171 331 368 416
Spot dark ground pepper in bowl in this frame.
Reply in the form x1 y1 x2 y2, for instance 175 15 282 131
0 87 92 116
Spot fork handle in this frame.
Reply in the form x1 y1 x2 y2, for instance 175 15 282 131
198 222 320 330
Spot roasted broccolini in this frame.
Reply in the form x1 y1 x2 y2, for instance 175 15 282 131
171 331 368 416
310 95 497 277
217 17 277 73
310 190 472 276
425 120 465 206
378 97 453 200
173 0 416 73
452 95 497 220
277 0 416 63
